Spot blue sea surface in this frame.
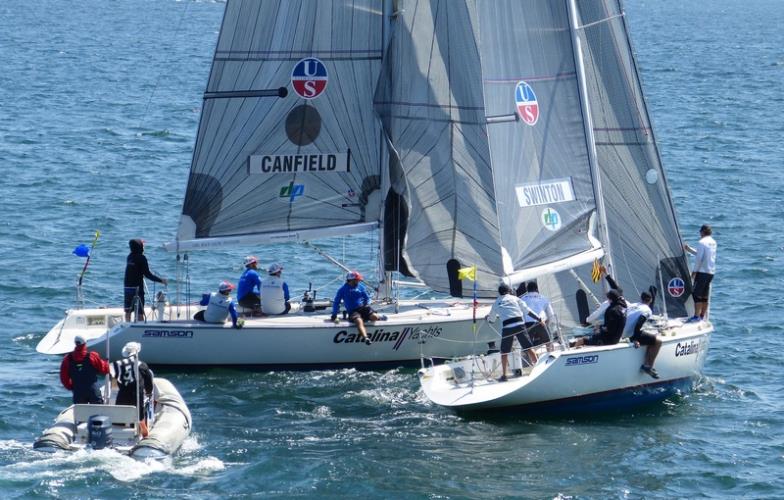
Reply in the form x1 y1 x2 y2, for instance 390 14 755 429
1 0 782 498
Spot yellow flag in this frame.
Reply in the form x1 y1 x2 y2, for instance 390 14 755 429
591 259 602 283
458 265 476 281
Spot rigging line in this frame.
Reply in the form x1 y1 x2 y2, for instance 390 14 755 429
137 0 192 129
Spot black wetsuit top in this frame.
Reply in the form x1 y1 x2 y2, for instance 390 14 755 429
112 357 154 419
600 300 627 345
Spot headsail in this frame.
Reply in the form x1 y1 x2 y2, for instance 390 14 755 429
376 1 604 296
574 0 691 316
170 0 390 251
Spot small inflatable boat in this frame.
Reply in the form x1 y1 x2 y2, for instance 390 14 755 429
34 377 191 458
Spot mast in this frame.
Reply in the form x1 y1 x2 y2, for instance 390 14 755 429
566 0 616 277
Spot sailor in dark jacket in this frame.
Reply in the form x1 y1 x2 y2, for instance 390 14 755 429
575 289 628 347
59 335 110 404
111 342 154 436
598 289 627 345
124 238 168 321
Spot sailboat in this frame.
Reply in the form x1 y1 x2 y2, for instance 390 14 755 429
37 0 500 368
38 0 712 389
402 0 714 413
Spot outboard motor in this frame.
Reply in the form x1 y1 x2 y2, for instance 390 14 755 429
87 415 113 450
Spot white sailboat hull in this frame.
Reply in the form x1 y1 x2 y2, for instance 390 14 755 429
38 301 496 368
418 319 713 415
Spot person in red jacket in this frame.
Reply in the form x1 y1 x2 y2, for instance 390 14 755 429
59 335 110 404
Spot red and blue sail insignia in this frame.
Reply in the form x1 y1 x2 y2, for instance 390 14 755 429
667 277 685 297
291 57 328 99
515 81 539 126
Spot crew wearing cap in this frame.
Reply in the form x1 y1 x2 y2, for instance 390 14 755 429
330 271 387 345
520 281 556 347
260 263 290 315
195 281 241 328
237 255 262 311
486 283 541 381
111 342 154 435
59 335 110 404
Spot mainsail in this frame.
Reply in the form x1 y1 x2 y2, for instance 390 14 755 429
171 0 391 251
376 1 605 296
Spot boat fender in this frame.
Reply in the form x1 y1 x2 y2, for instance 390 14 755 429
87 415 113 450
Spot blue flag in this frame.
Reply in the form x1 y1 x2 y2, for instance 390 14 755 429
73 244 90 258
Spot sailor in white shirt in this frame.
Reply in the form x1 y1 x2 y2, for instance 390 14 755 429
520 281 555 346
261 263 291 315
487 284 542 381
624 291 661 379
684 224 717 322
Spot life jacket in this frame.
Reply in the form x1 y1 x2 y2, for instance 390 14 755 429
111 357 148 415
68 353 103 404
261 276 286 314
204 292 232 323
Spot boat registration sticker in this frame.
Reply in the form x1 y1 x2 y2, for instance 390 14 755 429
667 277 686 297
515 81 539 126
292 57 328 99
541 207 561 231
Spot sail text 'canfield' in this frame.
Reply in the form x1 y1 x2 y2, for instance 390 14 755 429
515 178 576 208
249 153 349 175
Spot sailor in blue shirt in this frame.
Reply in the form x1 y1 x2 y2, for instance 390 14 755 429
194 281 242 328
330 271 386 345
237 255 262 311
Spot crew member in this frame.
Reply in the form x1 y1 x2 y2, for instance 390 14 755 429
237 255 262 311
575 289 627 347
60 335 110 404
520 281 555 347
487 284 541 381
124 238 168 322
330 271 386 345
626 291 662 379
684 224 717 322
261 263 291 315
195 281 242 328
111 342 154 436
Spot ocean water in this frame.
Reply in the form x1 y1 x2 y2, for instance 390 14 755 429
1 0 782 498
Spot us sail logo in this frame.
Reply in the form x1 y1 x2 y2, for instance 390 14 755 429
515 81 539 126
667 277 685 297
291 58 328 99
